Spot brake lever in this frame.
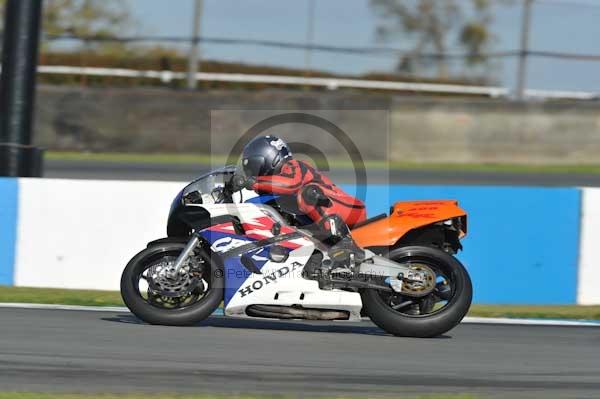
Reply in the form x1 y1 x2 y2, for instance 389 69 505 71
211 186 226 203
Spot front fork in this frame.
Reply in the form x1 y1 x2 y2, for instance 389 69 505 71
166 234 201 279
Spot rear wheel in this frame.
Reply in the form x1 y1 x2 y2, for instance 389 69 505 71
361 246 472 337
120 242 223 326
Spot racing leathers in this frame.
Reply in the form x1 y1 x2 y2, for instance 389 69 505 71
250 159 367 228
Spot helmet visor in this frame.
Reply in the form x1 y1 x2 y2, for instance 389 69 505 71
243 155 267 177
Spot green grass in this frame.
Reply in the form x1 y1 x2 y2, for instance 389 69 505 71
469 304 600 320
0 286 123 307
1 286 599 320
0 394 480 399
46 151 600 174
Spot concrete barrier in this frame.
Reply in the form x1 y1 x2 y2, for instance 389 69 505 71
14 179 182 291
578 188 600 305
34 86 600 164
0 177 597 304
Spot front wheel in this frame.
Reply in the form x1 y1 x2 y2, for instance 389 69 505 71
120 241 223 326
361 246 472 338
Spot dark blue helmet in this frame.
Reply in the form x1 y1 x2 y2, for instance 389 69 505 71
242 135 292 177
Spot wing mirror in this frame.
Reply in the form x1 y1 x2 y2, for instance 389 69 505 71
271 222 281 236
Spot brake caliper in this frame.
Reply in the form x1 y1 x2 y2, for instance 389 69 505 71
398 264 437 298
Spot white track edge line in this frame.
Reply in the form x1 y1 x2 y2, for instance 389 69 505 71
0 302 129 312
1 303 598 327
461 316 600 327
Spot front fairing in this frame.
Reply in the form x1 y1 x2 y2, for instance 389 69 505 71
167 188 187 236
167 188 213 237
167 166 238 236
181 166 237 202
169 189 184 218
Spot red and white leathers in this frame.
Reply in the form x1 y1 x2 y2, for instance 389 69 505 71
251 159 367 227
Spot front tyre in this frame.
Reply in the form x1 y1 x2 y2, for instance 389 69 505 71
361 246 472 338
120 241 223 326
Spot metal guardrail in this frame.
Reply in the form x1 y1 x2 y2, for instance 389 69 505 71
33 65 600 100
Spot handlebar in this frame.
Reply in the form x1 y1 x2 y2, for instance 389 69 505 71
212 174 253 204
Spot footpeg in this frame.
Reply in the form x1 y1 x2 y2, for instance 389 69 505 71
328 237 366 265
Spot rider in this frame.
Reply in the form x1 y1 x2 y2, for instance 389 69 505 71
239 135 367 267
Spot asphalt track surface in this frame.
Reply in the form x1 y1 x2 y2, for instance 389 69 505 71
45 159 600 186
1 308 599 398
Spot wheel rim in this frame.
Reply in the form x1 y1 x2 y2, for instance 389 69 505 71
131 249 213 310
377 255 459 318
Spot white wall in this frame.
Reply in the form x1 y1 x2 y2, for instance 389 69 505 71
14 179 184 291
578 188 600 305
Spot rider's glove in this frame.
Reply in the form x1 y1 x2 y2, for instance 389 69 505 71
231 175 256 191
244 176 256 190
230 174 247 192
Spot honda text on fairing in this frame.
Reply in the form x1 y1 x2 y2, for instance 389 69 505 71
121 167 472 337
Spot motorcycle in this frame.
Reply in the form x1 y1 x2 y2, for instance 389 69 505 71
121 167 472 337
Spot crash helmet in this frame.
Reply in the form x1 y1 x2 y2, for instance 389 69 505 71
241 135 292 177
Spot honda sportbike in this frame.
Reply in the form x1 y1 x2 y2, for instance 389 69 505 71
121 167 472 337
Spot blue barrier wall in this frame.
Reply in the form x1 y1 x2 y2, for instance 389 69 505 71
342 184 582 305
0 179 18 286
1 179 583 304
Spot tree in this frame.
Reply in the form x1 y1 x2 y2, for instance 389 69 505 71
370 0 496 78
0 0 132 47
460 0 494 66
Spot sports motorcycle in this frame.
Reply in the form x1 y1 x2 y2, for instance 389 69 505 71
121 167 472 337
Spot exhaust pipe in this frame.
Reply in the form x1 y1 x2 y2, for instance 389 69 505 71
246 305 349 320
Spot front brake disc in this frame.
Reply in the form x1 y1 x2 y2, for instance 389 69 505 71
147 261 201 298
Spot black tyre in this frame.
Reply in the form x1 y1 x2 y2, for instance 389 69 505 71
120 241 223 326
361 246 472 338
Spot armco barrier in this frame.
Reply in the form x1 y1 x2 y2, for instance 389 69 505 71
0 177 596 305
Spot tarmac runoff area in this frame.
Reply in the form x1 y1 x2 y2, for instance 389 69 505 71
1 303 599 398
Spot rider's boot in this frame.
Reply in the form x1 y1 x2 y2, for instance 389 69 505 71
328 237 365 277
320 215 365 276
329 236 365 266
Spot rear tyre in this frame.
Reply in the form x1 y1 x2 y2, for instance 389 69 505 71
361 246 472 338
120 241 223 326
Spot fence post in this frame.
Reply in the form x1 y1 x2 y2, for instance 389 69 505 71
186 0 203 90
304 0 316 78
516 0 533 100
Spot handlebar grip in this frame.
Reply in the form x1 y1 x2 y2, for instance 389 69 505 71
230 174 247 192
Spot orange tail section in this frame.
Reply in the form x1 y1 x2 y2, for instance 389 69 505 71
351 200 467 248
